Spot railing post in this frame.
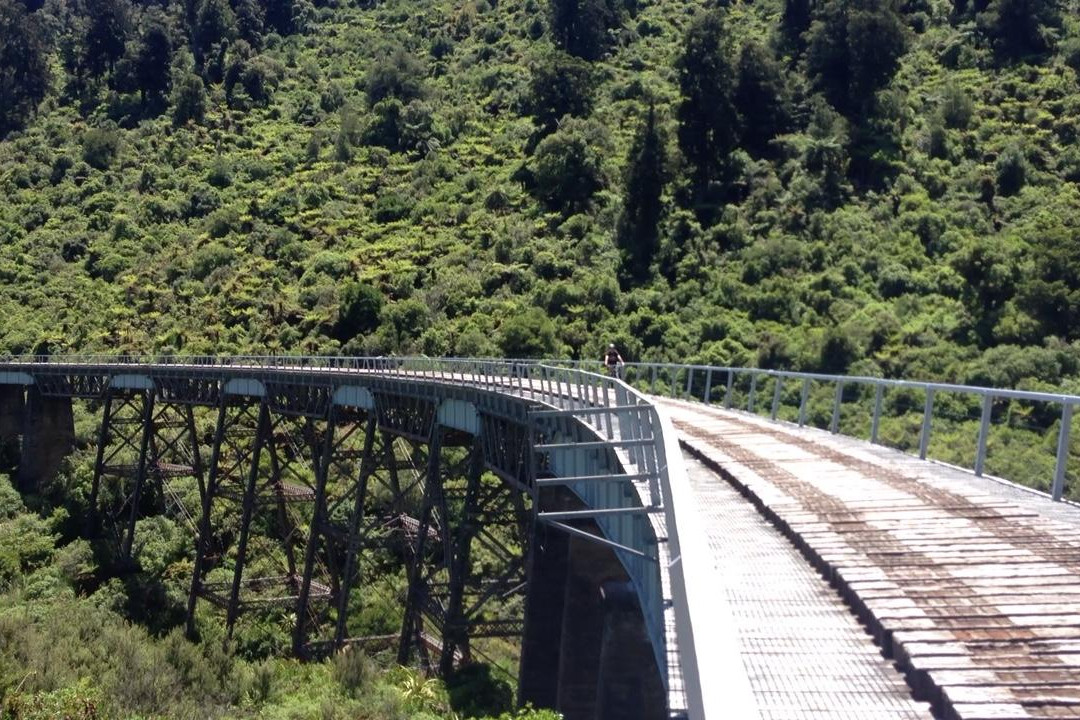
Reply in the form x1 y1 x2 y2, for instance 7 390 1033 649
870 384 884 444
724 371 734 409
703 368 712 405
798 379 809 427
1052 403 1073 502
670 367 678 399
650 365 657 394
748 374 757 413
830 382 844 434
771 376 783 421
685 367 693 399
919 388 935 460
974 394 993 477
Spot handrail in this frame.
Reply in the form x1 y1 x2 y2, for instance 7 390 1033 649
614 361 1080 503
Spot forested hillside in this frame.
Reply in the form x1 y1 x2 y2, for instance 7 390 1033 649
1 0 1077 388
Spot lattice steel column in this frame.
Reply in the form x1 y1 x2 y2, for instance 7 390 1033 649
87 386 156 559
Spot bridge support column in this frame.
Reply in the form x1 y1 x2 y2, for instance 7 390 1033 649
519 521 570 709
0 386 24 441
596 580 665 720
17 387 74 493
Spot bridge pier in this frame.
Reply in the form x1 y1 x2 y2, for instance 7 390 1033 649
0 386 24 441
520 493 664 720
17 387 75 493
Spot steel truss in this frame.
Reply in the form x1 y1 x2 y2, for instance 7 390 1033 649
175 392 529 670
398 424 532 675
88 387 203 560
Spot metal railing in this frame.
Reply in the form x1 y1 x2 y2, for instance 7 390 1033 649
612 362 1079 503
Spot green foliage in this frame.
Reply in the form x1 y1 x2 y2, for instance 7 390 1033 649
530 116 612 214
336 282 385 341
133 13 173 103
676 9 739 205
171 72 208 126
549 0 619 60
446 663 513 718
367 49 426 104
733 41 791 158
81 126 122 170
0 1 50 136
805 0 908 117
995 144 1027 196
617 106 666 281
84 0 128 77
499 308 561 358
526 48 596 134
983 0 1061 59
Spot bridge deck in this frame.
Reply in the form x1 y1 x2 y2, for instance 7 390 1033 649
682 452 933 719
662 399 1080 720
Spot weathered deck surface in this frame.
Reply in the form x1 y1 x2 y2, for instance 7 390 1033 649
682 452 933 719
662 398 1080 720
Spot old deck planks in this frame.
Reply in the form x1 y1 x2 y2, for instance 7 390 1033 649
662 399 1080 720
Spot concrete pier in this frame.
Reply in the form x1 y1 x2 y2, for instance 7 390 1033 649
17 387 75 492
0 385 24 441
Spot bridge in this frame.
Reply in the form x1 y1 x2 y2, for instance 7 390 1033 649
0 356 1078 720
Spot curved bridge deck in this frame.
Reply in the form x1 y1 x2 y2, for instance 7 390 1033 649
663 398 1080 720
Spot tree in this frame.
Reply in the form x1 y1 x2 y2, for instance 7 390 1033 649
366 49 425 105
171 72 207 126
526 48 595 135
983 0 1060 60
780 0 813 52
530 116 612 214
335 282 384 341
233 0 265 46
616 106 666 281
265 0 302 35
733 41 791 158
0 0 50 136
805 0 907 117
134 13 172 103
194 0 236 71
995 144 1027 196
676 9 739 206
499 308 560 358
85 0 129 77
549 0 617 61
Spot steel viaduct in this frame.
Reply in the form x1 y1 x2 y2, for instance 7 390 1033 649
2 355 1079 720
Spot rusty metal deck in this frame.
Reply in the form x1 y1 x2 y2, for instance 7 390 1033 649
663 399 1080 720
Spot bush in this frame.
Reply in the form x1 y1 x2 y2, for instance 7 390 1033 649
336 282 384 340
499 307 560 358
331 646 371 697
81 127 121 170
530 116 612 214
447 663 513 718
996 144 1026 196
172 73 208 126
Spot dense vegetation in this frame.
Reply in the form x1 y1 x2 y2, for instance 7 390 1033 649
2 0 1080 712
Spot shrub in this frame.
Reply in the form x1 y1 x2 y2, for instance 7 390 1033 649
82 127 121 170
499 307 560 358
336 282 384 340
172 73 208 126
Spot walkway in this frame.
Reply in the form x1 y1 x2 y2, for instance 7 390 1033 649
683 452 932 719
664 399 1080 720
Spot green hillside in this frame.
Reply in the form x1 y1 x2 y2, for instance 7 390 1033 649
2 0 1080 714
1 0 1076 382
